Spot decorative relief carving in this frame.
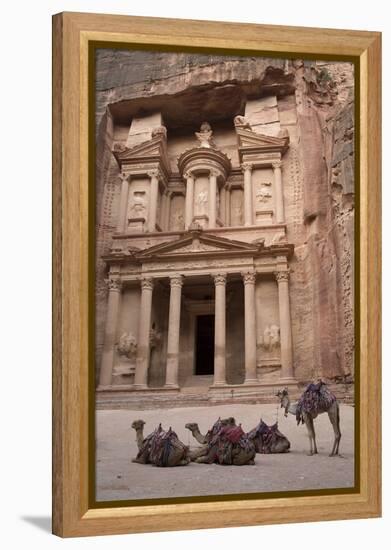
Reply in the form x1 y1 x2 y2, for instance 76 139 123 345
117 332 137 358
259 325 280 351
129 191 147 216
151 125 167 139
195 122 215 148
214 273 227 285
275 270 289 283
242 271 256 285
256 182 272 203
234 115 251 129
172 242 221 253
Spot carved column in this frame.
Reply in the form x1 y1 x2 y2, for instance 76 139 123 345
208 170 218 228
99 278 122 387
213 273 227 385
184 171 194 229
161 190 171 231
275 270 295 380
134 277 154 388
242 163 253 226
147 170 160 232
242 271 258 383
273 161 285 224
220 186 226 225
117 173 130 233
164 275 183 388
225 185 231 226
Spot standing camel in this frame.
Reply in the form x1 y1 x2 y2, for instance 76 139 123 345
276 383 342 457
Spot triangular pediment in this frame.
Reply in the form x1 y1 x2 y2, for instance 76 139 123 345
137 230 261 259
236 128 289 154
113 134 170 175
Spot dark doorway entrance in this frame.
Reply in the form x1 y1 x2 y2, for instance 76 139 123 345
195 314 215 375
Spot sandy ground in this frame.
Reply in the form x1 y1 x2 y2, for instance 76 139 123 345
96 403 355 502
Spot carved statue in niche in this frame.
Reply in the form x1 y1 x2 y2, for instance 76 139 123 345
150 326 162 348
196 189 208 215
171 209 184 231
260 324 280 352
117 332 138 359
130 191 146 216
195 122 215 148
231 200 243 226
256 182 272 203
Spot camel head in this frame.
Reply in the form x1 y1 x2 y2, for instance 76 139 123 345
276 387 290 417
185 422 199 433
131 419 146 432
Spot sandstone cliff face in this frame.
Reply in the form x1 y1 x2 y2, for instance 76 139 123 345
95 49 355 386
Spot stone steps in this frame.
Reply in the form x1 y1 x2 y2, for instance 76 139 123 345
96 383 356 410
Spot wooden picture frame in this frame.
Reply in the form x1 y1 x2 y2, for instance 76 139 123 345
52 11 381 537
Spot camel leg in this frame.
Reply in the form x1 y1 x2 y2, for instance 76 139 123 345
188 446 207 462
328 405 342 457
304 416 317 455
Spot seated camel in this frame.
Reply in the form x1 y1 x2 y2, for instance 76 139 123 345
185 417 256 465
131 420 190 467
247 419 290 454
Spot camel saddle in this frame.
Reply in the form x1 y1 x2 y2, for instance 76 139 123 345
248 420 288 453
296 381 336 424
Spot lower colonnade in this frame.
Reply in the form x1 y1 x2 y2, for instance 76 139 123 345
98 269 296 390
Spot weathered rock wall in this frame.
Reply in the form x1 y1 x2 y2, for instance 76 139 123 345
95 49 355 385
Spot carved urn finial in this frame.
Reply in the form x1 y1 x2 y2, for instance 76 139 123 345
195 122 215 148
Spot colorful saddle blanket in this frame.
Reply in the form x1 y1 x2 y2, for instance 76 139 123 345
136 425 188 467
247 420 290 453
296 382 336 425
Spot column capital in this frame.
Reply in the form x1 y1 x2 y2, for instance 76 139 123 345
275 270 290 283
242 271 256 285
140 276 154 291
106 277 122 292
241 162 253 173
119 172 129 182
214 273 227 286
169 274 184 288
184 170 194 180
147 168 162 180
272 160 283 170
209 168 219 178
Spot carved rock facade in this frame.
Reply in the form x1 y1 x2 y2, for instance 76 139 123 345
95 51 355 396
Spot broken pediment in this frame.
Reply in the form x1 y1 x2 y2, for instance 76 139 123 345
113 130 170 176
236 127 289 158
